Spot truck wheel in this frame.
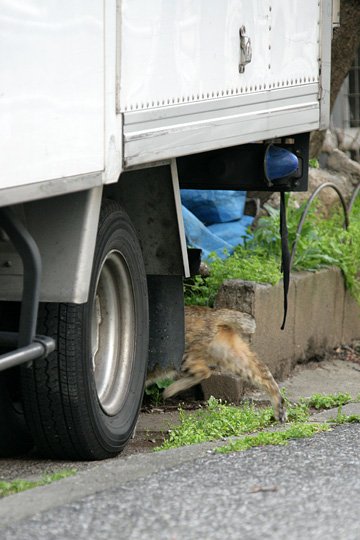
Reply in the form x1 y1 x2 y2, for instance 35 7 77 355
0 368 33 457
0 302 33 457
21 200 149 459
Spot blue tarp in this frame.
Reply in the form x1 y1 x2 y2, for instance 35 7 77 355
181 190 253 260
180 189 247 225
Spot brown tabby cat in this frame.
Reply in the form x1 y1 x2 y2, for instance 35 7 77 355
162 306 286 422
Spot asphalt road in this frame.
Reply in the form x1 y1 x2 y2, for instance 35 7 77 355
1 423 360 540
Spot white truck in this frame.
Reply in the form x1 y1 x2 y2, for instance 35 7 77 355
0 0 334 459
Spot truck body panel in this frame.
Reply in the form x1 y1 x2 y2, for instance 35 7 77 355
120 0 329 166
120 0 320 109
0 0 334 459
0 1 105 190
0 0 331 202
0 0 332 303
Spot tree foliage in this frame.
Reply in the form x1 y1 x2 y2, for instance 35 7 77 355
310 0 360 157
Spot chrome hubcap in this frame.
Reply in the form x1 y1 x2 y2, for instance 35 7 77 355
91 250 135 416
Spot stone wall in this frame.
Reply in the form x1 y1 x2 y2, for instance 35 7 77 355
202 268 360 401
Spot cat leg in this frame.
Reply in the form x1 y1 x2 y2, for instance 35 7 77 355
216 330 286 422
251 365 286 423
163 356 212 399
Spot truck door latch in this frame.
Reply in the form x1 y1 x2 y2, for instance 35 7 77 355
239 25 252 73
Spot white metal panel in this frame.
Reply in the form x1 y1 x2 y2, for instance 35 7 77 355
120 0 320 112
170 160 189 278
0 187 103 302
270 1 320 85
0 171 102 208
123 85 320 167
0 1 105 189
103 0 123 184
319 0 333 129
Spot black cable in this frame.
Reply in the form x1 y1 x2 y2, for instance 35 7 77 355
280 192 290 330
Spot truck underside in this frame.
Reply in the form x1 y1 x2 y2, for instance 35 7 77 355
0 0 332 459
0 133 310 458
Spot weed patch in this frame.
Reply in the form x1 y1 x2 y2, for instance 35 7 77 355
145 379 173 406
214 423 330 454
303 392 353 410
327 404 360 424
185 196 360 306
156 392 359 454
0 469 77 498
157 396 275 451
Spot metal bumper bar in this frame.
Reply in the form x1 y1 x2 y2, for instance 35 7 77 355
0 207 55 370
0 333 55 372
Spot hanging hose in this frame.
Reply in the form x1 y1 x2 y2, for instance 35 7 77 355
262 181 359 331
290 182 350 270
348 183 360 214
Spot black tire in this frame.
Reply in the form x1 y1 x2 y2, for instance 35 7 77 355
21 200 149 460
0 302 33 457
0 368 33 457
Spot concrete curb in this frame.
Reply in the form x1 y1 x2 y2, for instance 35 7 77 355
2 397 358 529
2 404 355 530
201 268 360 401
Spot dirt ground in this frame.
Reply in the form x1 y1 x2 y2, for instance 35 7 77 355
0 343 359 484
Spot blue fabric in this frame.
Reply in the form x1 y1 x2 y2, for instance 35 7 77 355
181 189 254 261
181 205 233 260
207 215 253 245
180 189 247 225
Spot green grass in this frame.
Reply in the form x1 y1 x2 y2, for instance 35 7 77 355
185 196 360 306
0 469 77 498
214 423 329 454
156 392 360 454
144 378 173 406
309 158 319 169
157 396 276 451
303 392 353 410
327 405 360 424
184 249 282 306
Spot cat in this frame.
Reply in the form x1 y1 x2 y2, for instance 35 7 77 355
161 306 286 423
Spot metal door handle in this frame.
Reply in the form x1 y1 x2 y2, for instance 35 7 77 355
239 25 252 73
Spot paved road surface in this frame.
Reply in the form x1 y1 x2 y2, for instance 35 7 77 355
2 356 360 485
1 423 360 540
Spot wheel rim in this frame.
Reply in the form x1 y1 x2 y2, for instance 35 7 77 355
91 250 135 416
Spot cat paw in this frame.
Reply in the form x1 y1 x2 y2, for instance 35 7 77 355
277 399 287 423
